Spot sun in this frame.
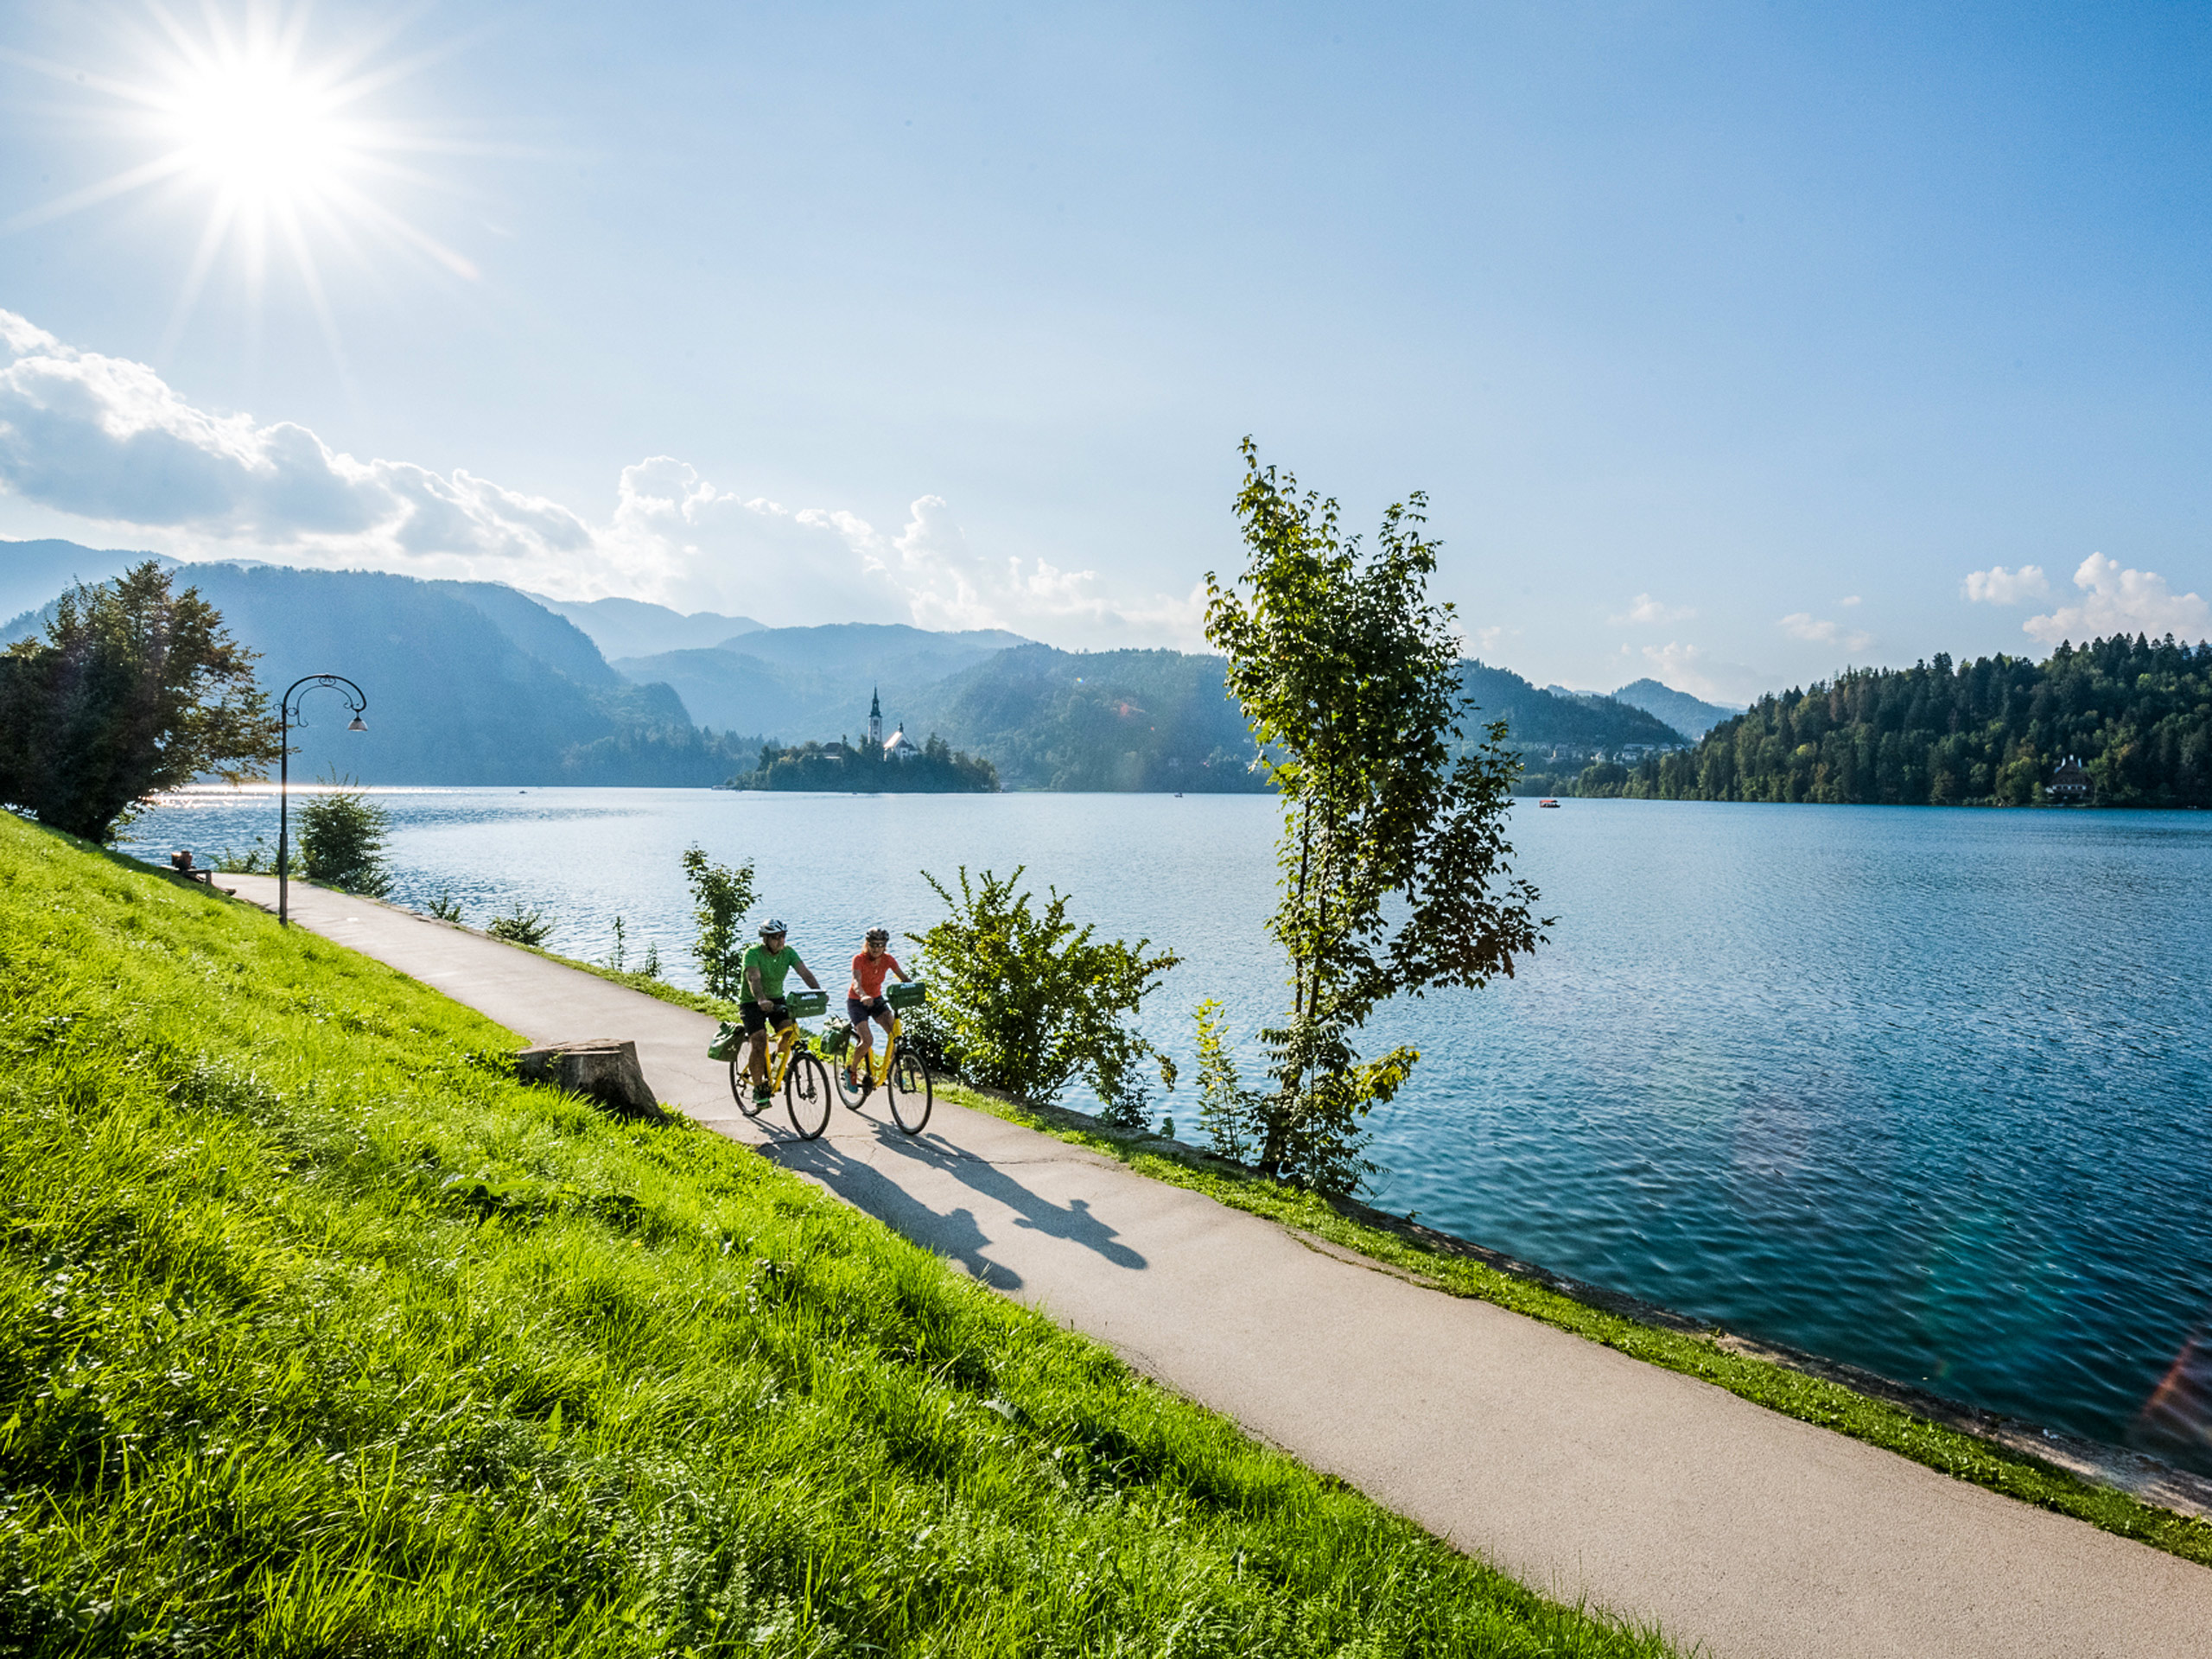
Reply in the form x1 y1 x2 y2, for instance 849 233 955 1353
5 2 480 359
168 53 351 207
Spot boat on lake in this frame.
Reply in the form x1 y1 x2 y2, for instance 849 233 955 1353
1538 798 1561 808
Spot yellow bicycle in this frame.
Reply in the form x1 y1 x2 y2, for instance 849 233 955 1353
830 981 932 1134
715 989 833 1139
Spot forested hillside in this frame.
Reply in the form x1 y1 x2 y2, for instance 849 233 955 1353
703 646 1693 793
1576 635 2212 806
909 645 1266 791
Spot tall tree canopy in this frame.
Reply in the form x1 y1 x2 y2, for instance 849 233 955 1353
0 563 281 841
1574 633 2212 807
1205 441 1545 1189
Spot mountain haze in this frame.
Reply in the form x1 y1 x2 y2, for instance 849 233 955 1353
613 623 1031 744
533 595 765 661
2 538 177 623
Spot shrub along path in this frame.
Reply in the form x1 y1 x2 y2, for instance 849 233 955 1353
229 874 2212 1659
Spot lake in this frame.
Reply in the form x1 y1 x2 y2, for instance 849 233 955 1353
122 787 2212 1477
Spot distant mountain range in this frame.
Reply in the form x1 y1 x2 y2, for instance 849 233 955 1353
531 594 765 661
1 539 1709 791
613 622 1031 746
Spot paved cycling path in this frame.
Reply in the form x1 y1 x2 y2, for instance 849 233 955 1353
231 875 2212 1659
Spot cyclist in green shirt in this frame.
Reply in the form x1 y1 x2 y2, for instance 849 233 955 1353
741 919 823 1103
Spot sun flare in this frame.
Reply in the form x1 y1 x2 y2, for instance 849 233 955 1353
9 2 479 359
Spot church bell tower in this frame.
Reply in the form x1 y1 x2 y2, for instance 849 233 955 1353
868 686 883 750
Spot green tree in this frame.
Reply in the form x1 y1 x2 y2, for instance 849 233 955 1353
0 563 281 841
681 845 757 999
297 775 392 895
1205 441 1545 1189
909 865 1179 1117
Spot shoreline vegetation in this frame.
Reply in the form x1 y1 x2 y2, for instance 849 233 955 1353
0 812 1670 1656
518 938 2212 1570
1525 633 2212 808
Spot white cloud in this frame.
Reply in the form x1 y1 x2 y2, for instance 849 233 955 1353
0 308 1197 644
1609 592 1695 626
1777 612 1874 653
804 493 1205 642
1839 594 1861 607
1961 564 2050 605
2022 553 2209 645
1638 641 1769 703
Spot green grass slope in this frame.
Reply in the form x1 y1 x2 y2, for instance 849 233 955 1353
0 813 1668 1658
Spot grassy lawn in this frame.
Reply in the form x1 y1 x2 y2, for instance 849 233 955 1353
0 811 1673 1658
526 942 2212 1571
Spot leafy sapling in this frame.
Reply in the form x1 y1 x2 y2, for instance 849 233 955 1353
487 904 554 947
682 845 757 1000
911 865 1178 1113
1206 440 1548 1189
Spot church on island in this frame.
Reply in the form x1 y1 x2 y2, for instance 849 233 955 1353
868 688 920 763
724 692 999 793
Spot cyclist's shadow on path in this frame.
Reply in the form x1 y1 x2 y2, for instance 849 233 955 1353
768 1127 1147 1290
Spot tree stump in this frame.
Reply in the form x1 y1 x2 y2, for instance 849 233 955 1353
514 1039 665 1120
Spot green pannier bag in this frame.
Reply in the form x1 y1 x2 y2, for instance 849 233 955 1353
707 1020 744 1061
821 1018 853 1058
887 979 927 1011
785 988 830 1019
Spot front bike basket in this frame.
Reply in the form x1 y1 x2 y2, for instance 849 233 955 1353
887 980 928 1011
707 1019 744 1060
785 988 830 1020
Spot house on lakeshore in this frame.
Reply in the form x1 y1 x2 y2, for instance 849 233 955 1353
2048 755 2092 803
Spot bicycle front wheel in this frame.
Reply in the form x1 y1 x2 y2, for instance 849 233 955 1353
728 1039 769 1117
832 1049 868 1110
785 1052 832 1141
890 1051 932 1135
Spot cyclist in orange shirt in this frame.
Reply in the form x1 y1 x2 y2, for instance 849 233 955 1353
845 925 912 1096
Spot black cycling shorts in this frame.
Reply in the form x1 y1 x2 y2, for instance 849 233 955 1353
847 994 890 1027
741 997 791 1034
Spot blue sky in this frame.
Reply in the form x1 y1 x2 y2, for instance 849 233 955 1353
2 0 2209 698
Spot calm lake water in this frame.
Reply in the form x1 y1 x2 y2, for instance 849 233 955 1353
123 788 2212 1475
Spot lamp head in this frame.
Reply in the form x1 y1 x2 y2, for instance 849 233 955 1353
347 715 367 732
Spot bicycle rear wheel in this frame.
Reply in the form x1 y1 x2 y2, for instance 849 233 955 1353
728 1039 770 1117
890 1051 932 1135
785 1052 832 1141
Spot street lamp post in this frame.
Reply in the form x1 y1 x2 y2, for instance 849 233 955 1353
277 674 368 927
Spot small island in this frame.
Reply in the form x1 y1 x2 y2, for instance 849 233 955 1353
725 690 999 793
